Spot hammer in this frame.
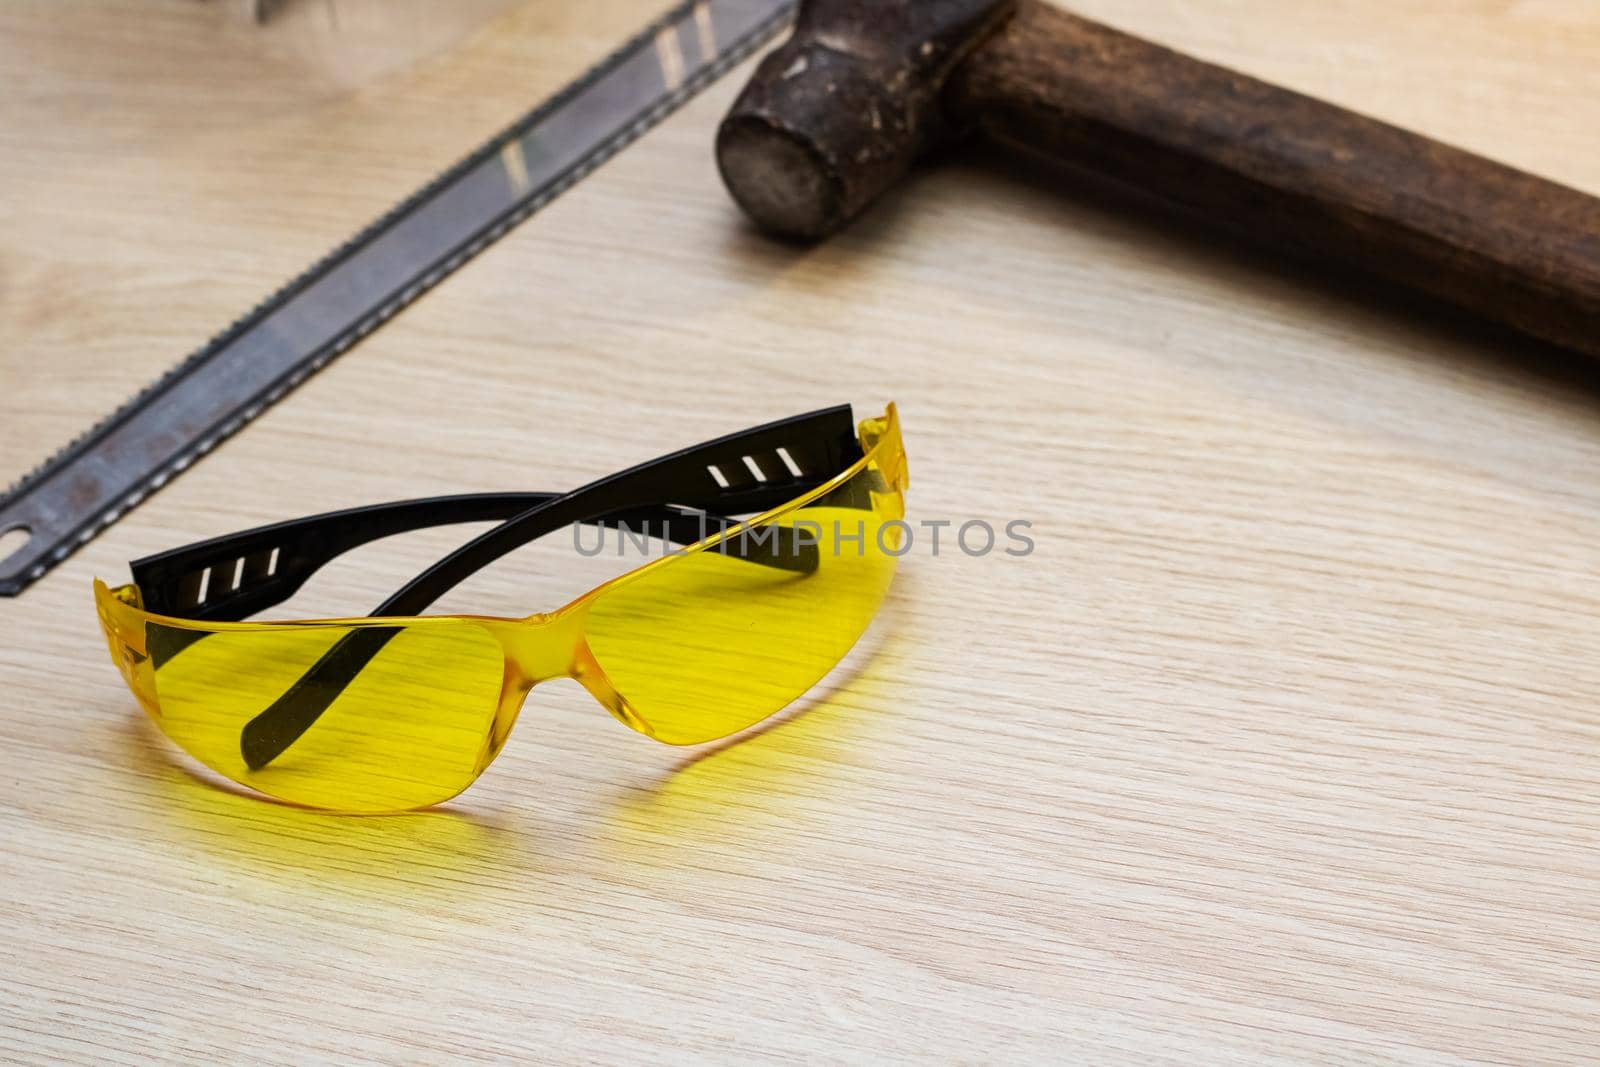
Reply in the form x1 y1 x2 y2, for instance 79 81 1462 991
717 0 1600 360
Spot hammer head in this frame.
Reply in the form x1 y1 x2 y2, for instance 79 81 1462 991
717 0 1015 241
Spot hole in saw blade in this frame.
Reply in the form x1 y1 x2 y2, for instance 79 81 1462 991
0 526 32 570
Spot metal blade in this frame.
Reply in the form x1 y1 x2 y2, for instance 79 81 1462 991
0 0 796 596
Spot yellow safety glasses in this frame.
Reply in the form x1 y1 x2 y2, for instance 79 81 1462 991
95 404 907 812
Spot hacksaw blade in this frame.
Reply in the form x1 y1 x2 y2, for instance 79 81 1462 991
0 0 796 596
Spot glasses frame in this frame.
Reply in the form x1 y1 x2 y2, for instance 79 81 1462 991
96 403 906 808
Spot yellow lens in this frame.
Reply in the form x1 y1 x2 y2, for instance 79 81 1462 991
584 456 903 745
139 618 506 812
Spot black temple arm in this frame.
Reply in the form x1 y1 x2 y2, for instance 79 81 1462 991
133 493 560 622
132 487 828 624
375 406 860 619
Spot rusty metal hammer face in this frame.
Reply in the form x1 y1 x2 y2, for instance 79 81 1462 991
716 0 1015 241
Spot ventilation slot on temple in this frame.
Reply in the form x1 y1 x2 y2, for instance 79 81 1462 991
775 447 803 478
707 464 730 489
230 557 245 592
238 546 278 586
742 455 768 483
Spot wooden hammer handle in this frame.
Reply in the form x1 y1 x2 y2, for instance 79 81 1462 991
950 1 1600 357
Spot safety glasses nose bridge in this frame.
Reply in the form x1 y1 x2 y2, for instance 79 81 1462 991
485 608 590 687
469 608 608 766
490 603 662 736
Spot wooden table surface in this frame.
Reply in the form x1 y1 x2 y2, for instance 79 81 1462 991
2 1 1598 1061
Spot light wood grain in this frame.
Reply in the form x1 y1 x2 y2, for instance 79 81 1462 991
2 1 1599 1062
